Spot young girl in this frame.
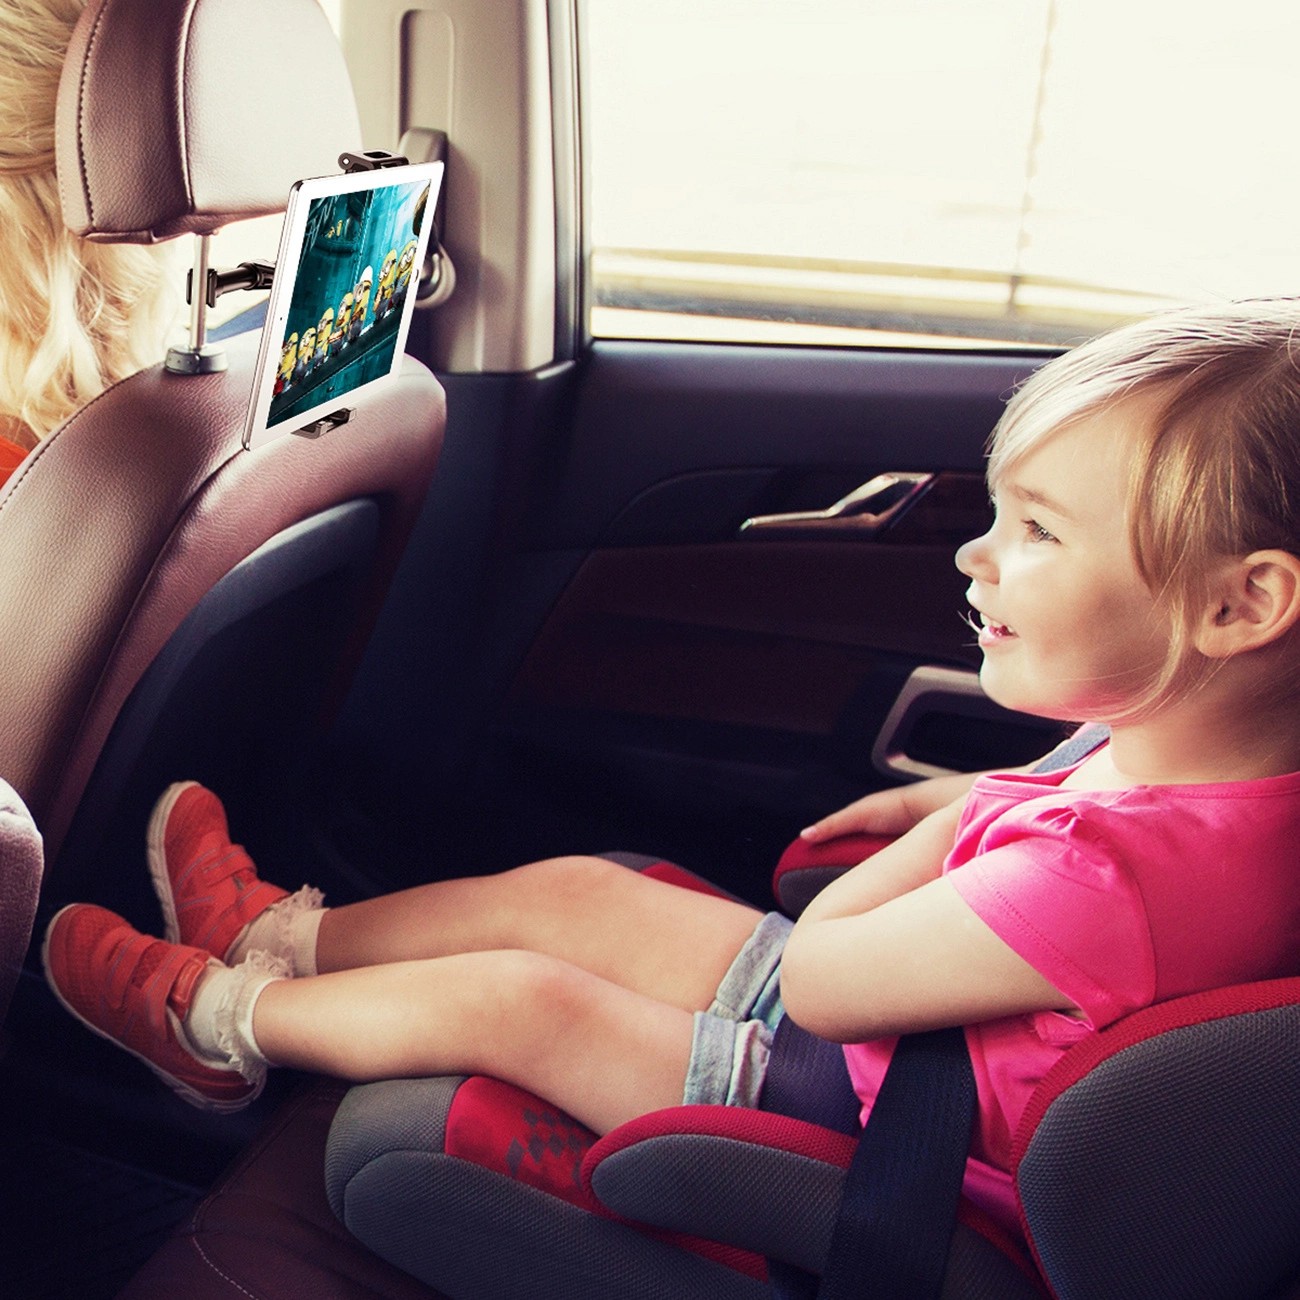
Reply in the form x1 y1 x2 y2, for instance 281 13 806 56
43 300 1300 1243
0 0 177 486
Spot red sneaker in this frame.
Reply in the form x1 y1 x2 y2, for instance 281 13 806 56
42 904 259 1112
147 781 288 961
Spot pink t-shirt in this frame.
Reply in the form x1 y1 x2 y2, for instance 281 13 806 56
842 755 1300 1241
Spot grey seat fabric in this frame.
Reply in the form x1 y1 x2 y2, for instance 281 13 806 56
325 1076 1042 1300
325 1077 769 1300
1020 1002 1300 1300
0 777 41 1025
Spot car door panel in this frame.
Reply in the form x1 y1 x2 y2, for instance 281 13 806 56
340 340 1061 899
508 540 977 730
530 341 1035 547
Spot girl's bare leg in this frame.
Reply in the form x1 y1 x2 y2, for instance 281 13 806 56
315 856 763 1013
253 947 696 1135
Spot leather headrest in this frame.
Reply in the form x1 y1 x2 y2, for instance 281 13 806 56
56 0 364 242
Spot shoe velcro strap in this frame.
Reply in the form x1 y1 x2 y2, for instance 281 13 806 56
106 931 158 1010
106 934 204 1034
184 842 258 888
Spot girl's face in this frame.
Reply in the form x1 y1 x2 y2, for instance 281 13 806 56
955 402 1172 721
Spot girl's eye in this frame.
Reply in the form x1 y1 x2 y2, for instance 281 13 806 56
1023 518 1057 543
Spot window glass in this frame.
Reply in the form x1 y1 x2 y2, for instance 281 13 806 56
585 0 1300 348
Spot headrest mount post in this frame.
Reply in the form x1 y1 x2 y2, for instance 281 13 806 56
191 234 211 349
165 234 229 375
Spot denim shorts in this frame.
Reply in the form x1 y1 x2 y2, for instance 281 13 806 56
682 911 793 1109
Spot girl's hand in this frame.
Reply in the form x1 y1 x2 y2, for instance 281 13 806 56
799 770 987 842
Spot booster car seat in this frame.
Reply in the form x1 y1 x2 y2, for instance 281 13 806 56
319 725 1300 1300
0 0 445 953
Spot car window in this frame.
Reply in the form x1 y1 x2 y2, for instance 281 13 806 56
585 0 1300 349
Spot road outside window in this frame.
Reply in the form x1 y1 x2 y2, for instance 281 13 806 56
586 0 1300 348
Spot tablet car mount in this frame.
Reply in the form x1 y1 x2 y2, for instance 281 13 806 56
164 149 416 443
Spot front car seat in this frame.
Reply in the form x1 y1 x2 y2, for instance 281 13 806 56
0 0 445 969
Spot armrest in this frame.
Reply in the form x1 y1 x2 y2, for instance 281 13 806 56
582 1104 854 1273
772 832 893 916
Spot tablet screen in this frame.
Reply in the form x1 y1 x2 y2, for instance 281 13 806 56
243 161 443 448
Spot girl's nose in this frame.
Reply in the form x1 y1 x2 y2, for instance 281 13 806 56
955 531 996 582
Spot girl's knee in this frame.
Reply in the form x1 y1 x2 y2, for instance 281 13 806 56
471 948 599 1070
508 853 629 905
469 947 586 1017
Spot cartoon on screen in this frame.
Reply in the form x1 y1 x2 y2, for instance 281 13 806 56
394 238 419 308
266 179 431 431
273 333 298 397
373 248 398 323
350 267 373 343
315 306 334 366
293 327 315 384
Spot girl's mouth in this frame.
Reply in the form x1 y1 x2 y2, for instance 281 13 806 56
977 614 1017 646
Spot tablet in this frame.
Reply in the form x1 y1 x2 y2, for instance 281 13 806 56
242 160 444 449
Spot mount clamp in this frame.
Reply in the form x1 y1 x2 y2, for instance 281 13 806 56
186 259 277 310
339 150 410 174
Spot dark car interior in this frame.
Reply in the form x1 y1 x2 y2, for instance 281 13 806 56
8 0 1300 1297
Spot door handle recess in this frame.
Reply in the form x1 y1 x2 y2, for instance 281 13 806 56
872 665 989 780
738 472 934 539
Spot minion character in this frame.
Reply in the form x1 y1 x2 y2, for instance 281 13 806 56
411 184 429 238
315 307 334 365
373 248 399 321
393 238 419 306
349 267 373 342
294 327 316 383
274 333 298 396
332 291 354 353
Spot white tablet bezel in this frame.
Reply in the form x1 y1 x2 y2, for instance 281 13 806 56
242 161 444 450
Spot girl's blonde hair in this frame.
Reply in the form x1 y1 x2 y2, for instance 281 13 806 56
0 0 178 447
989 300 1300 717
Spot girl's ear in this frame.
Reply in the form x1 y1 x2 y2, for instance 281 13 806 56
1194 550 1300 658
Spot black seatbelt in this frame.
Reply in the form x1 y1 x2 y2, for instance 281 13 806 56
760 1014 862 1136
815 1026 977 1300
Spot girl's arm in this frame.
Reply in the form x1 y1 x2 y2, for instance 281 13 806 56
799 771 986 842
780 798 1075 1041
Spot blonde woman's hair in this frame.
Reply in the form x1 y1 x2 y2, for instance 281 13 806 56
988 300 1300 717
0 0 178 447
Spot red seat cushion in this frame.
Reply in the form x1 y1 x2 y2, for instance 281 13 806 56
443 1076 768 1281
774 832 894 879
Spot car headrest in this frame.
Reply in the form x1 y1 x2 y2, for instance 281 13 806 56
56 0 363 243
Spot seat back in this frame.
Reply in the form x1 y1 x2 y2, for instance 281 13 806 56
0 0 445 939
1014 979 1300 1300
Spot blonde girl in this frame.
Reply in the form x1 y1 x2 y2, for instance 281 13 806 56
45 300 1300 1244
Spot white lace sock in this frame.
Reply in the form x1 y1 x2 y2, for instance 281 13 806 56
225 886 327 977
180 951 290 1086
